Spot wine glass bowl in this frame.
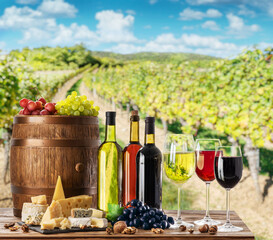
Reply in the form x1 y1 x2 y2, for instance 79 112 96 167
214 146 243 232
194 139 221 226
163 134 195 229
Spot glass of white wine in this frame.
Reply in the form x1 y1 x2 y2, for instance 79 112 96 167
163 134 196 229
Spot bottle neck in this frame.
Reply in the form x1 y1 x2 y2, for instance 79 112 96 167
130 121 139 143
105 125 116 142
144 122 155 145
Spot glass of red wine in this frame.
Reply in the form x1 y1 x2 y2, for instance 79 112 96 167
194 139 221 226
214 146 243 232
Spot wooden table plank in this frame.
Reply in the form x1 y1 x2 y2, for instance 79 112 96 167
0 208 254 240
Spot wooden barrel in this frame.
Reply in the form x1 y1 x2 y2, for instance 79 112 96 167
10 115 100 217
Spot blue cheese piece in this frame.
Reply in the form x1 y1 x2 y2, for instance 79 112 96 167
68 217 91 228
71 208 93 218
21 203 48 223
91 217 108 228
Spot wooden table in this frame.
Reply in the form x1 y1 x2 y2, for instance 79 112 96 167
0 208 254 239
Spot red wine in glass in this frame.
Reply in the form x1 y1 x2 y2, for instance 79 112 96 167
214 156 243 189
196 150 216 182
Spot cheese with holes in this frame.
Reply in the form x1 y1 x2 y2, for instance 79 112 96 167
21 203 48 222
41 200 63 224
57 195 92 218
41 219 56 230
31 195 47 205
68 216 91 227
90 208 106 218
91 217 108 228
60 218 71 230
71 208 93 218
52 176 65 201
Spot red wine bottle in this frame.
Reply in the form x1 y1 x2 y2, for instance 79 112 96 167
122 111 142 205
136 117 162 209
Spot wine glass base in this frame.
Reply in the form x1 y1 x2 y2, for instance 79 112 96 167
194 217 221 226
170 219 194 229
218 223 243 232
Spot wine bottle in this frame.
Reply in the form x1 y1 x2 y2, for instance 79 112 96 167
136 117 162 209
122 110 142 205
97 111 122 211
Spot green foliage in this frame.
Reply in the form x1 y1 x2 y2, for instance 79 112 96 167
66 79 83 97
10 44 100 71
106 203 124 222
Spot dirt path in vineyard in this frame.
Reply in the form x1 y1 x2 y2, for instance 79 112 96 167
79 80 272 239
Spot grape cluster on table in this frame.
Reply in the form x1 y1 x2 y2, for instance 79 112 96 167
114 199 174 230
55 91 99 116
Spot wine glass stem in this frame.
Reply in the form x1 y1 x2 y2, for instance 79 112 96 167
177 187 182 220
226 188 231 225
205 183 210 218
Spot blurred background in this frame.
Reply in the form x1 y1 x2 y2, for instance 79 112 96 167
0 0 272 239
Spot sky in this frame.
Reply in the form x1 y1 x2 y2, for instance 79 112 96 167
0 0 272 57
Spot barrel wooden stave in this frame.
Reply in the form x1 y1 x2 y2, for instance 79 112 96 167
10 116 100 217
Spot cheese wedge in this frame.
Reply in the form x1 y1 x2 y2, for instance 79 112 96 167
90 208 106 218
41 200 63 224
53 217 65 228
31 195 47 205
68 216 91 227
41 219 56 230
52 176 65 201
57 195 92 218
91 217 108 228
21 203 48 222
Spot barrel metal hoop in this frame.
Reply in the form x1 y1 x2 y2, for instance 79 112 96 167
11 139 100 147
13 116 99 125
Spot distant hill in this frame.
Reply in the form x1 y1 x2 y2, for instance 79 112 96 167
91 51 218 63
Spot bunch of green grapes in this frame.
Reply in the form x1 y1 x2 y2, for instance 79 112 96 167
55 91 99 116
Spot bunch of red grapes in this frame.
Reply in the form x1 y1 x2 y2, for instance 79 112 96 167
19 97 56 115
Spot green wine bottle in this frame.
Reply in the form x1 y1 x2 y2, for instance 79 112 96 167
97 112 122 211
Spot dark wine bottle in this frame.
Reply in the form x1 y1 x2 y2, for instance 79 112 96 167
122 110 142 205
136 117 162 209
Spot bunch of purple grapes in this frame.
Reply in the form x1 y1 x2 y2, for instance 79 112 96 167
116 199 174 230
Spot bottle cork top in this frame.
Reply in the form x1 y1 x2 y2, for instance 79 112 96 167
131 110 138 116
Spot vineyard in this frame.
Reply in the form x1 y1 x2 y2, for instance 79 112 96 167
84 48 273 201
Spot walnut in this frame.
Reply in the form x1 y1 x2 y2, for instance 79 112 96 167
151 228 164 234
113 221 127 233
199 224 209 233
4 223 15 229
208 225 218 235
188 228 194 234
122 227 137 234
21 224 29 233
80 225 88 230
106 227 114 235
179 225 186 231
9 226 19 231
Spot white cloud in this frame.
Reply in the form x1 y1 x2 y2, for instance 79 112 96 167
95 10 137 43
16 0 38 4
162 26 170 30
227 13 260 38
107 33 243 58
149 0 158 4
182 25 195 30
186 0 219 5
125 10 136 15
0 6 51 29
179 8 222 20
202 20 219 30
238 5 256 17
38 0 77 18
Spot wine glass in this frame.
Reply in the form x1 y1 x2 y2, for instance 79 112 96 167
194 139 221 226
163 134 195 229
214 146 243 232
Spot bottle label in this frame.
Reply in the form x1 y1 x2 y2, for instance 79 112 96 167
146 134 154 144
